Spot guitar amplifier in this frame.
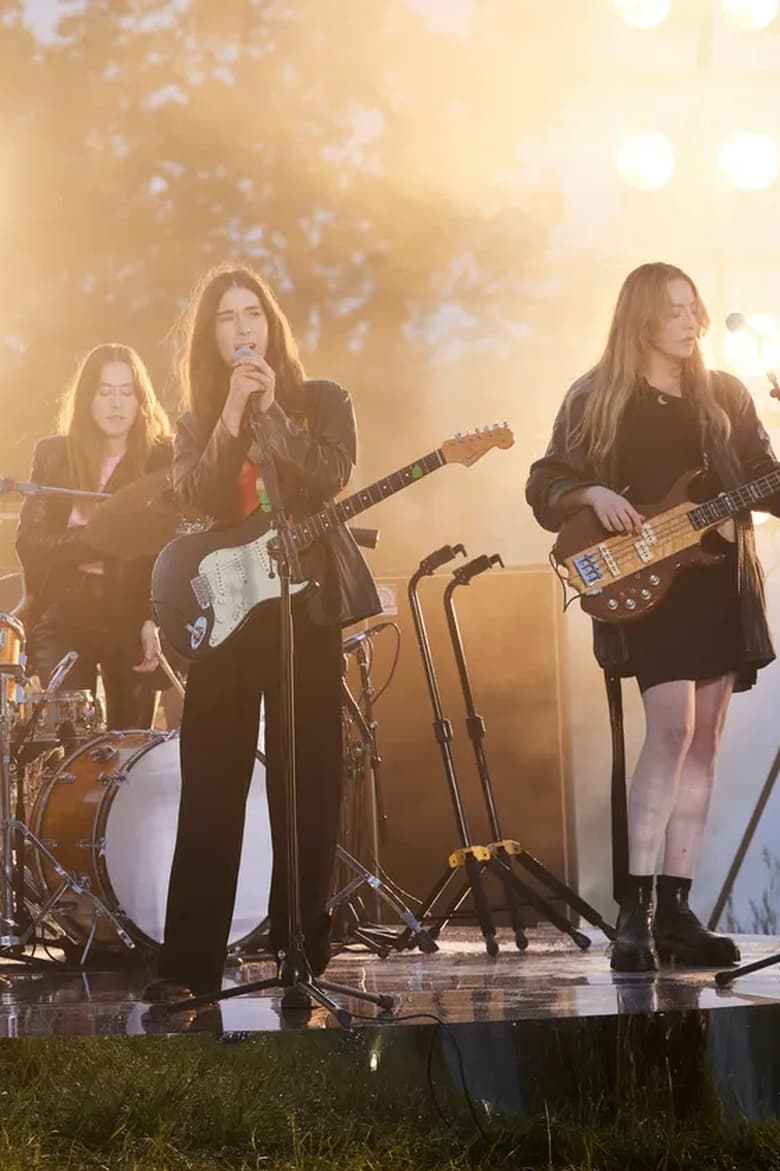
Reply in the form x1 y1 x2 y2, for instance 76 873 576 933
342 564 577 925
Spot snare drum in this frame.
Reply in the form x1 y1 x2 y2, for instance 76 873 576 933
28 731 272 952
16 690 103 745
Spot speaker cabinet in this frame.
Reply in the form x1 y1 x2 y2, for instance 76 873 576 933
343 565 576 923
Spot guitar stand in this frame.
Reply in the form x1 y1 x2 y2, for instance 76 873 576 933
442 553 615 950
394 546 531 956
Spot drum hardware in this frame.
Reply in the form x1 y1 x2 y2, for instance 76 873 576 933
0 629 127 969
328 623 436 957
28 730 271 957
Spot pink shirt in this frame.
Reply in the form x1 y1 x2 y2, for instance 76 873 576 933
67 451 124 574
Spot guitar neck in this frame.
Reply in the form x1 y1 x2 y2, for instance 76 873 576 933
690 468 780 529
290 449 446 547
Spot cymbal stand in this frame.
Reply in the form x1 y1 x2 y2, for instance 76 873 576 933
443 554 614 947
328 643 435 956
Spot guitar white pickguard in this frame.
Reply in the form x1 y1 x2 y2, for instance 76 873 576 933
196 531 308 649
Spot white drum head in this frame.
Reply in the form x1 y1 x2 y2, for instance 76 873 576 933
102 734 272 946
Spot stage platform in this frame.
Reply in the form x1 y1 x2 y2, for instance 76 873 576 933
2 929 780 1120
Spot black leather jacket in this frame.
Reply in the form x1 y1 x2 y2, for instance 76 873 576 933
16 435 173 662
526 370 780 683
173 378 381 628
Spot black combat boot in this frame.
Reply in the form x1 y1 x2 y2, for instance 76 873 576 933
610 874 658 973
653 875 740 966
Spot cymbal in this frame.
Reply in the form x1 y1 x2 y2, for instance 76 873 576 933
83 470 182 559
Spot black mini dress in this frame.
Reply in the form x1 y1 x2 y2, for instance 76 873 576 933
615 382 744 692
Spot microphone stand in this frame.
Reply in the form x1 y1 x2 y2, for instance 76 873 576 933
0 477 109 502
153 398 394 1027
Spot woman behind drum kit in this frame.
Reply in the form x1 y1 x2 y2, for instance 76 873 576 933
15 343 173 730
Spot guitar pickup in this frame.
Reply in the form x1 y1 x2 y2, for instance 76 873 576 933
571 551 605 587
597 544 619 577
633 523 657 564
191 574 214 609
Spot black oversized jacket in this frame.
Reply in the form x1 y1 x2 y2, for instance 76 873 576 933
15 434 173 669
173 378 381 628
525 370 780 681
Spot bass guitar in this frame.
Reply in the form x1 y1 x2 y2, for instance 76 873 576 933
553 465 779 623
152 424 513 661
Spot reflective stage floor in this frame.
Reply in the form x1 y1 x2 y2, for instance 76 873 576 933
3 930 780 1120
0 927 779 1034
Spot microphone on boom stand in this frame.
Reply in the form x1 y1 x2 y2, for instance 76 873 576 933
726 312 780 400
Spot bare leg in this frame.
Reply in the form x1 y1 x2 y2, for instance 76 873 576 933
662 674 734 878
628 680 696 876
653 673 740 966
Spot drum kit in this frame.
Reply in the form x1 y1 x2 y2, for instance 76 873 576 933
0 610 277 967
0 602 416 970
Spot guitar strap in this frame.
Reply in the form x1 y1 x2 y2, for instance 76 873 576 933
603 665 629 903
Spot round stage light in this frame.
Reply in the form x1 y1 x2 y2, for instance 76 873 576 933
613 0 671 28
616 132 675 190
719 132 778 190
721 0 779 30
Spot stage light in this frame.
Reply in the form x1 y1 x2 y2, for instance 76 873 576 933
719 133 778 190
721 0 779 30
616 132 675 190
613 0 671 28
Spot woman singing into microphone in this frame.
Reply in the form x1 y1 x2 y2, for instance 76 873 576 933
144 264 380 1003
16 343 172 730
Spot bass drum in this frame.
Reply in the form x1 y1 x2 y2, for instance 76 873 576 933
28 731 272 952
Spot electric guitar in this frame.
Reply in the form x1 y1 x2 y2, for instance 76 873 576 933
553 465 780 623
152 425 514 661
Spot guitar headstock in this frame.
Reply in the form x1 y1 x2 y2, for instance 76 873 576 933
441 424 514 466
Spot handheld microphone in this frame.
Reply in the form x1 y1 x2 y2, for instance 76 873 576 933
233 343 256 365
342 622 394 655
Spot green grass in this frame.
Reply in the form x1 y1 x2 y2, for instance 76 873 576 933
0 1024 777 1170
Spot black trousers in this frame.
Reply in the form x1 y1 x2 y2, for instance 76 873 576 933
30 573 156 731
158 605 344 994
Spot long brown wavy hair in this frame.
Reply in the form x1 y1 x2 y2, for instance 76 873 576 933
573 263 731 483
57 344 171 491
177 264 306 421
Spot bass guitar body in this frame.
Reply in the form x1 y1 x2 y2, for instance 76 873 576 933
553 469 728 623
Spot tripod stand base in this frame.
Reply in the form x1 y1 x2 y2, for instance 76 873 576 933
146 954 397 1031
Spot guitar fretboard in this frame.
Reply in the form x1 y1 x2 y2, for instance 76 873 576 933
689 469 780 529
290 449 445 547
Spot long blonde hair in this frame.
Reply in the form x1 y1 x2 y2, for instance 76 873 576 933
573 263 730 483
58 343 171 491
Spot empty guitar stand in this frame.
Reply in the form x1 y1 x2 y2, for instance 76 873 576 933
440 552 615 952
